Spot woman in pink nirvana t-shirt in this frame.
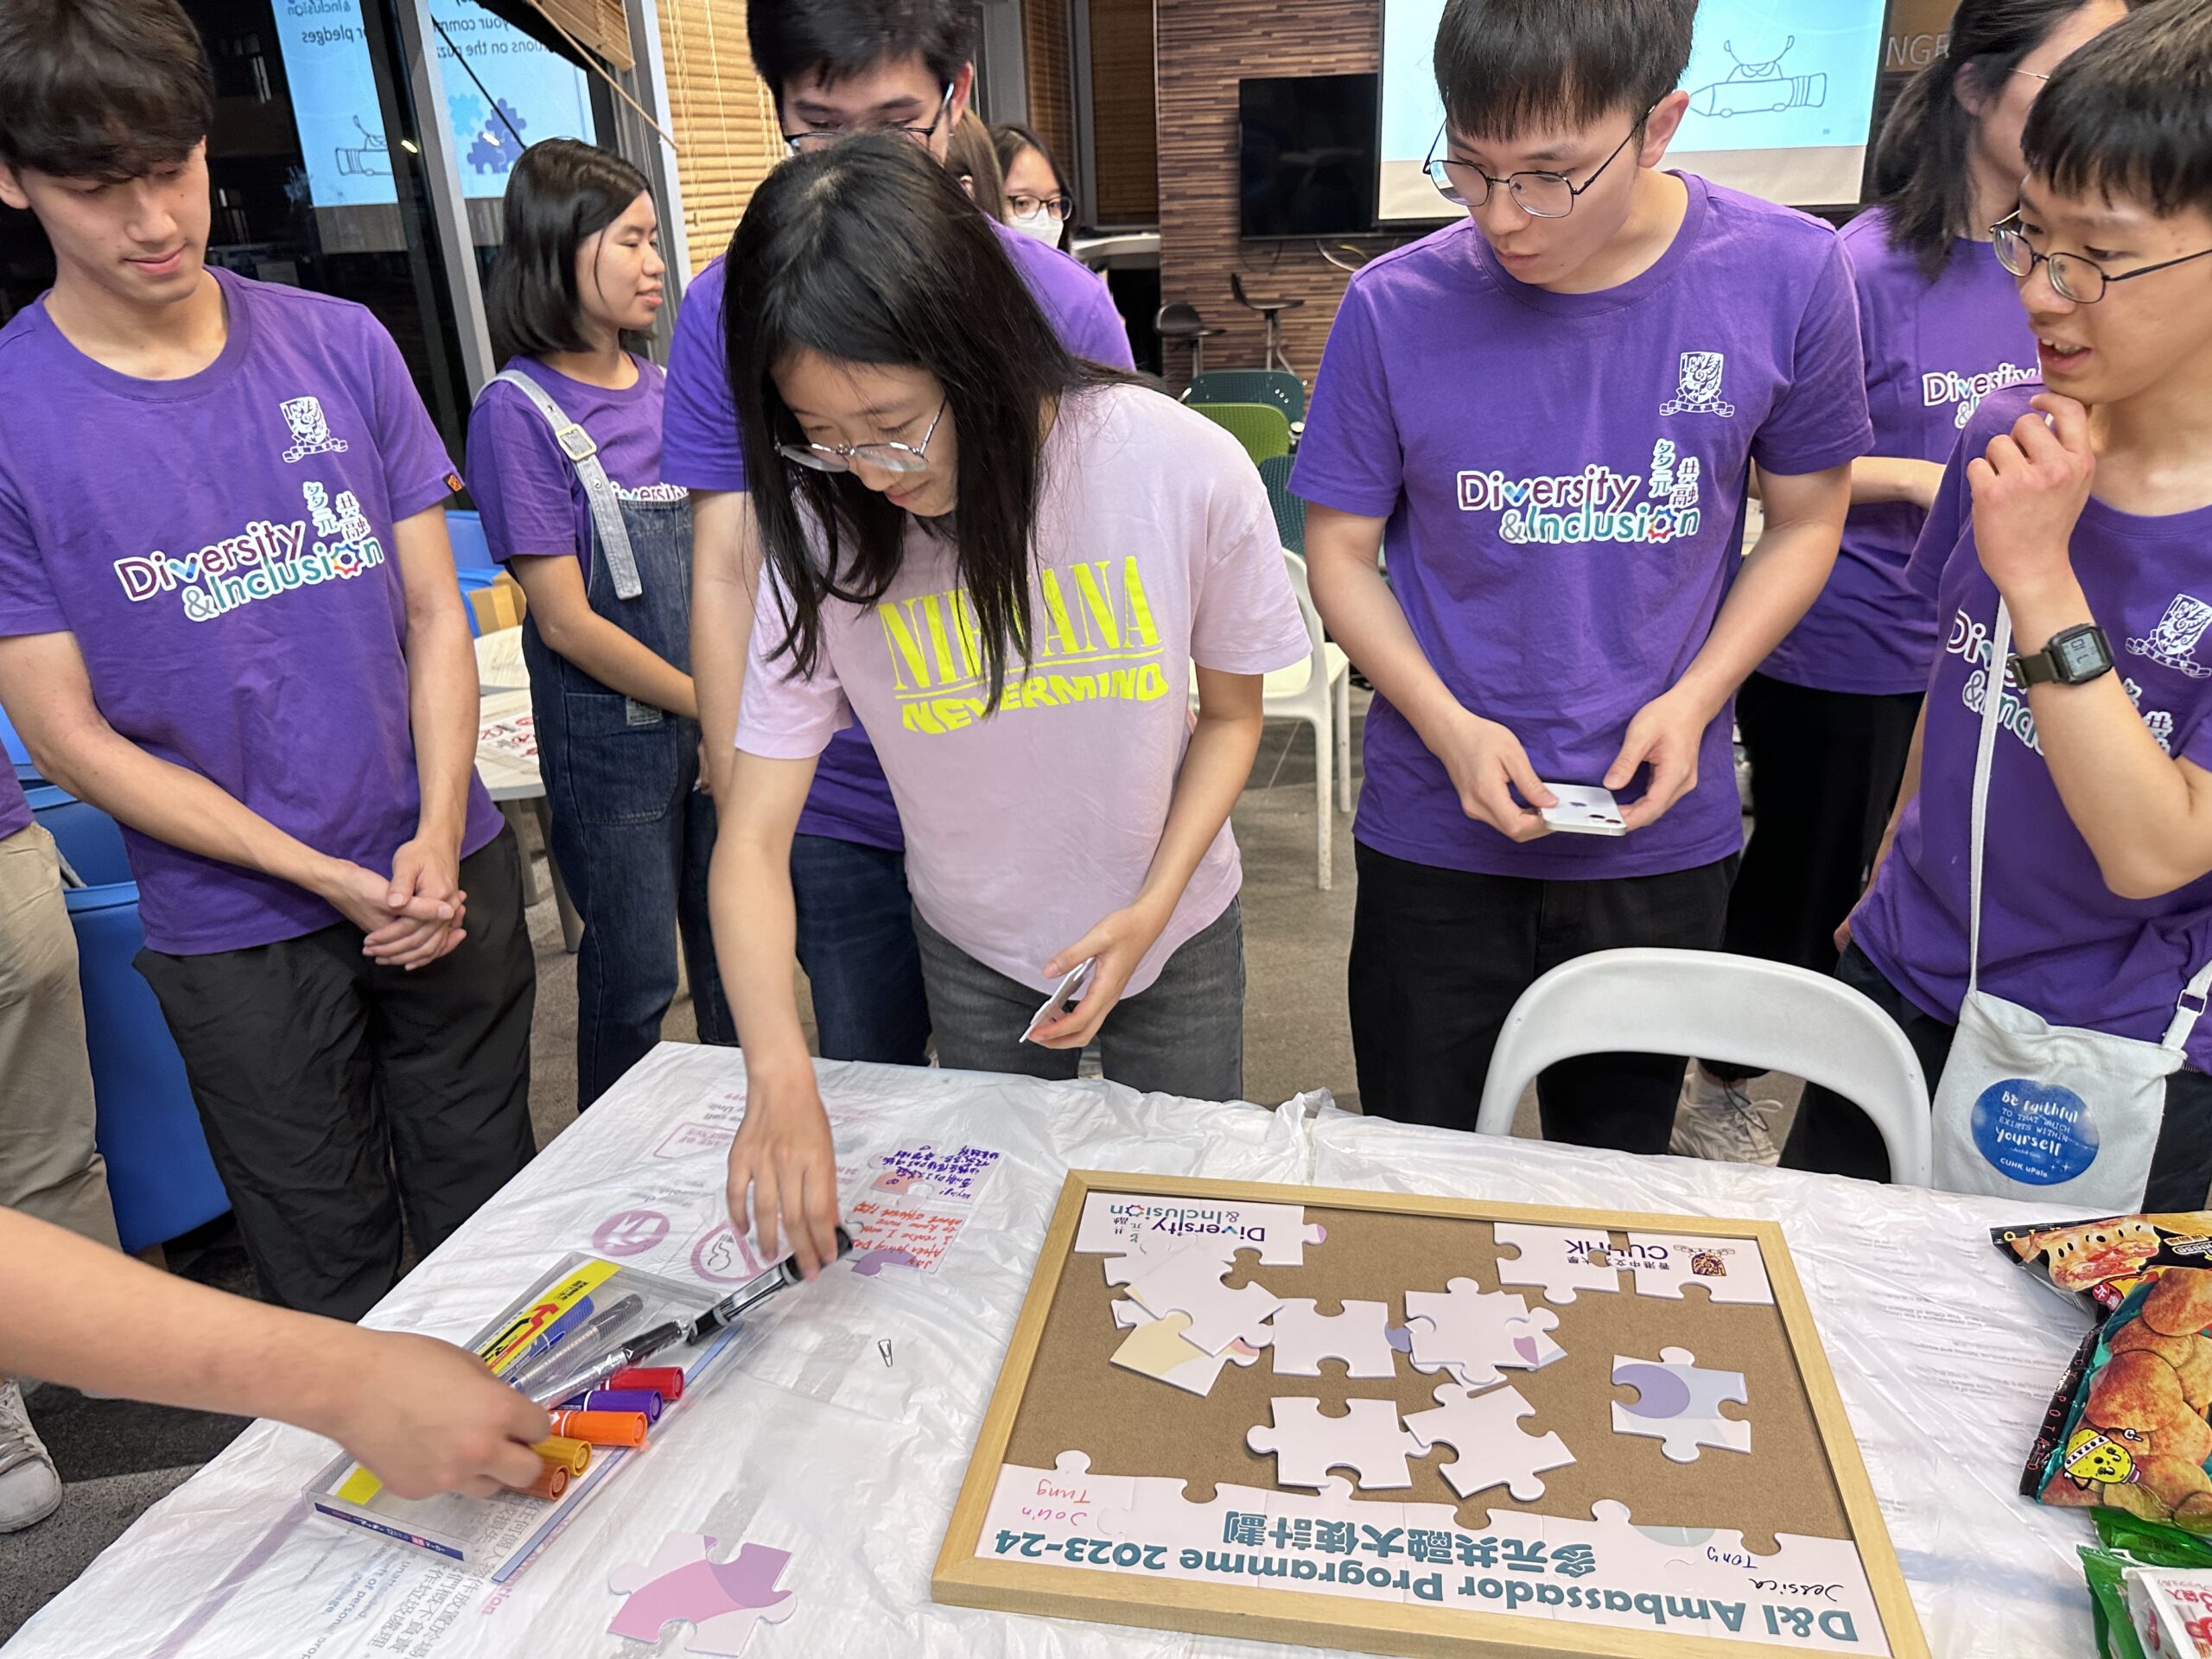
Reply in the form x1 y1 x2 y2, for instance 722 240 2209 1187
710 138 1309 1271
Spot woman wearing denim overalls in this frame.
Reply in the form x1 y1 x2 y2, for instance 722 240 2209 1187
468 140 734 1107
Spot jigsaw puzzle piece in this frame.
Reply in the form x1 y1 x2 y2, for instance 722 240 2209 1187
1611 1347 1751 1463
607 1535 793 1654
1493 1223 1625 1303
685 1592 796 1658
1402 1279 1562 1386
1247 1397 1420 1491
1268 1299 1395 1378
986 1452 1136 1546
1623 1233 1775 1305
1110 1303 1262 1395
1402 1382 1575 1501
1124 1242 1281 1354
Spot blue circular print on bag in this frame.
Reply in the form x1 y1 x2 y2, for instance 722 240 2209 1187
1971 1077 2098 1184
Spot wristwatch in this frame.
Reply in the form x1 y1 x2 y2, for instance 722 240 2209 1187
2010 622 2114 687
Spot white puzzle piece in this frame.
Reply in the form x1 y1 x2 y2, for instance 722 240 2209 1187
1123 1241 1281 1355
1109 1300 1262 1395
1623 1232 1776 1305
1268 1299 1396 1378
1493 1222 1626 1303
1611 1346 1751 1463
1076 1191 1323 1268
1402 1382 1575 1501
1402 1279 1563 1387
1246 1397 1421 1491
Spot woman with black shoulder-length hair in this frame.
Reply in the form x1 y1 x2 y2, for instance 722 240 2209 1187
715 137 1309 1268
467 138 735 1110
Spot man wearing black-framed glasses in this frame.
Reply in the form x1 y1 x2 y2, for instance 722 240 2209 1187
1295 0 1867 1158
663 0 1134 1077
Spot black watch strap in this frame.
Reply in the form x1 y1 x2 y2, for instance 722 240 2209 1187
2010 623 2113 687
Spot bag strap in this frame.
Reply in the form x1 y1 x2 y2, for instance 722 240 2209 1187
1964 600 2014 997
1971 595 2212 1052
483 369 643 600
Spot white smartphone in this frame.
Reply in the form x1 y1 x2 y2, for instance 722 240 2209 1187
1537 782 1628 836
1024 957 1097 1042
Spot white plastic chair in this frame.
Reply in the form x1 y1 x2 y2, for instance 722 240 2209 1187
1264 550 1351 889
1472 948 1934 1187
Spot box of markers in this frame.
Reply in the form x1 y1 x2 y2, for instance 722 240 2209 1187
304 1253 741 1578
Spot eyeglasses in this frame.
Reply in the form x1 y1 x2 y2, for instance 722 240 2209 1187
1424 120 1643 218
778 401 948 476
1006 192 1073 222
784 83 954 154
1993 212 2212 304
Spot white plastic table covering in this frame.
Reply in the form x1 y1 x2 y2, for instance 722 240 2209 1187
0 1046 2098 1659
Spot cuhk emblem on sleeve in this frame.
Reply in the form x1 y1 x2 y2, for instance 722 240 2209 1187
278 395 349 464
1660 351 1734 418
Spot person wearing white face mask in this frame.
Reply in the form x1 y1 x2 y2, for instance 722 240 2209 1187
992 122 1077 249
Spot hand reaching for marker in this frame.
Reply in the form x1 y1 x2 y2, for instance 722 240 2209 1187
315 1327 550 1500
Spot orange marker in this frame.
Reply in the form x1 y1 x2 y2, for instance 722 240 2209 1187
609 1367 684 1401
547 1408 649 1448
524 1461 569 1501
533 1436 593 1477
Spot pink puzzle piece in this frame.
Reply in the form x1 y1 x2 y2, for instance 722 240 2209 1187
608 1533 797 1656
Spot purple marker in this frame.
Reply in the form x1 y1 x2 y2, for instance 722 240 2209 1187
580 1388 663 1422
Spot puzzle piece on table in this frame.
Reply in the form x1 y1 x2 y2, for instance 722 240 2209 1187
1623 1233 1775 1305
1098 1211 1325 1282
608 1534 796 1656
988 1452 1139 1544
1109 1303 1262 1395
1402 1382 1575 1502
1493 1222 1626 1304
1402 1279 1563 1387
1123 1242 1281 1355
1611 1347 1751 1463
1268 1300 1395 1378
1246 1397 1420 1491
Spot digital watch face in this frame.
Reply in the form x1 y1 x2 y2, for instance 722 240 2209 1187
2055 628 2110 680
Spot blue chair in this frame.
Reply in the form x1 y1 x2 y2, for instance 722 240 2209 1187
449 509 502 639
32 787 230 1254
0 700 39 785
1257 454 1306 556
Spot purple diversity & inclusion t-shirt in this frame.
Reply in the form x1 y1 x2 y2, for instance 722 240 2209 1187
1292 174 1872 880
0 769 29 842
1851 384 2212 1071
663 216 1135 852
1760 206 2037 696
466 355 687 582
0 269 504 956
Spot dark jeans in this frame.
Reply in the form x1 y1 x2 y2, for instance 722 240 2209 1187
913 898 1246 1101
1787 944 2212 1208
791 832 930 1066
1349 842 1738 1150
137 829 537 1319
1709 674 1920 1081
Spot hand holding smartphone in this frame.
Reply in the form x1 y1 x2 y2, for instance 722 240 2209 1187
1024 957 1097 1042
1536 782 1628 836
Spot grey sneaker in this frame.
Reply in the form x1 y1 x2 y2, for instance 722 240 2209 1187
1669 1065 1783 1166
0 1380 60 1532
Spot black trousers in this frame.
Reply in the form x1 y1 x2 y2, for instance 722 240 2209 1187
1349 842 1737 1151
138 828 537 1319
1786 944 2212 1209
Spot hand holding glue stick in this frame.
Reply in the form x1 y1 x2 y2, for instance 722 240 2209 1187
0 1208 550 1500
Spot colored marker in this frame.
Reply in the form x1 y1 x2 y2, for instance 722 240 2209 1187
579 1388 662 1422
523 1461 569 1501
608 1367 683 1401
533 1436 593 1477
547 1408 649 1448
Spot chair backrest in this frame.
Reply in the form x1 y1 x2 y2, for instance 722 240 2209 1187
1473 948 1934 1187
1187 369 1305 423
1156 302 1205 337
1189 400 1293 465
1281 549 1326 673
1257 454 1306 554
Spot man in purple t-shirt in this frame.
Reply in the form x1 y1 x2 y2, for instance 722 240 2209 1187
1295 0 1868 1151
0 0 534 1323
667 0 1135 1070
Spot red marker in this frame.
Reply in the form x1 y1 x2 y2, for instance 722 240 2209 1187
608 1367 684 1401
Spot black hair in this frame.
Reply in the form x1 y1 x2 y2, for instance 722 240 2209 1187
747 0 976 105
1432 0 1696 143
724 134 1132 714
2024 0 2212 222
0 0 212 181
1876 0 2129 277
946 109 1005 219
486 138 655 367
991 121 1074 245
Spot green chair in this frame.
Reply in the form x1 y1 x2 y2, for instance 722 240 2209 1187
1189 400 1292 465
1185 368 1306 425
1257 454 1305 555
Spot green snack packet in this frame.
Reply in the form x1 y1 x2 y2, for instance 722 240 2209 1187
2097 1507 2212 1568
2083 1545 2149 1659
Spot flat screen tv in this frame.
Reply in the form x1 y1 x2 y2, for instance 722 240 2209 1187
1239 73 1379 238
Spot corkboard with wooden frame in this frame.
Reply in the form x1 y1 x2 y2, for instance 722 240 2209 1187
933 1171 1929 1659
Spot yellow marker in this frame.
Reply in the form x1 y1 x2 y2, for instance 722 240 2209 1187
534 1436 593 1477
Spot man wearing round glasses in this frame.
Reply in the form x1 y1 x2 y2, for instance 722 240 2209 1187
1294 0 1867 1154
663 0 1133 1076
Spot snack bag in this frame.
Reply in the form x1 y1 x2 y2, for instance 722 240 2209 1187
1995 1213 2212 1316
2086 1548 2152 1659
2033 1266 2212 1529
2127 1566 2212 1656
